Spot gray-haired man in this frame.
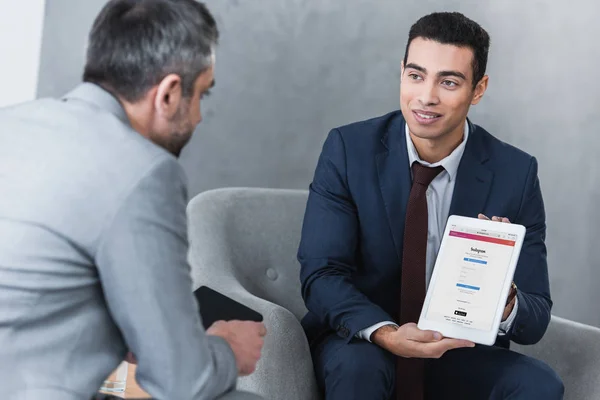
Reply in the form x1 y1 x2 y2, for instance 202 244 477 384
0 1 264 399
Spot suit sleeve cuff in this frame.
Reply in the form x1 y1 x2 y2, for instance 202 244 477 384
498 295 519 336
205 335 238 393
356 321 399 342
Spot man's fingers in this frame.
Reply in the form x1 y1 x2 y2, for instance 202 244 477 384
447 338 475 349
435 338 475 352
479 214 510 223
406 337 475 359
418 338 474 358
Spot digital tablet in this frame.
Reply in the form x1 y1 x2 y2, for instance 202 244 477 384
194 286 263 330
417 215 525 345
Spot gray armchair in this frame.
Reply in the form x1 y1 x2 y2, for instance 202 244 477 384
512 317 600 400
187 187 319 400
187 187 600 400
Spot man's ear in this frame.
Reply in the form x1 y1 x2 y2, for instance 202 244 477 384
154 74 183 118
471 75 489 105
400 60 405 81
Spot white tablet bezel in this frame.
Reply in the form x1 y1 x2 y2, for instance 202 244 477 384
417 215 526 345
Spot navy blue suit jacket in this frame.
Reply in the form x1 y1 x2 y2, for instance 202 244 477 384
298 111 552 349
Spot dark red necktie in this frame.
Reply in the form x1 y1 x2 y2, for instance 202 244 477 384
397 162 444 400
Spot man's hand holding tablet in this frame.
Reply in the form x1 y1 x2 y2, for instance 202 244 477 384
371 214 523 355
371 322 475 359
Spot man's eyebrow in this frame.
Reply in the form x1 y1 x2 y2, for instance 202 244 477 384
405 63 467 81
405 63 426 73
438 70 467 80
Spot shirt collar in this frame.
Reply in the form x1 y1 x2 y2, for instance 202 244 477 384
405 120 469 181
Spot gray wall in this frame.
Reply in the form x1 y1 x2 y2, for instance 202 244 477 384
38 0 599 327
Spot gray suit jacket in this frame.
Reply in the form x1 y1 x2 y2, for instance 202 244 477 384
0 84 238 400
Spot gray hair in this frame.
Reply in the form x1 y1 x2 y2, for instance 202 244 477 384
83 0 218 102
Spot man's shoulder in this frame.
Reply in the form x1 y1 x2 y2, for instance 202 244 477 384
325 110 404 155
49 94 173 173
472 123 536 168
0 95 181 204
63 100 185 198
334 110 403 138
1 94 168 161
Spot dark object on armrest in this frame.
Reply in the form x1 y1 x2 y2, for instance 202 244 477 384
194 286 263 330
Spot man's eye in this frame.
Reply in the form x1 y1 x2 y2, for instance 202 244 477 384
408 73 422 80
442 80 457 87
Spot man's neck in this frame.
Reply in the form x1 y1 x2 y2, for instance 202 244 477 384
121 99 152 139
410 121 466 164
97 82 153 138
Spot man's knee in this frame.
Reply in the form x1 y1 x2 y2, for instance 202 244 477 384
336 346 392 381
498 357 564 399
321 340 395 396
527 363 564 399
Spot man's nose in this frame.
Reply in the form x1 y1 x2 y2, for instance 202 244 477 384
417 81 440 106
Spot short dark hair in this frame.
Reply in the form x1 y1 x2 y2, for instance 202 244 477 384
403 12 490 89
83 0 218 102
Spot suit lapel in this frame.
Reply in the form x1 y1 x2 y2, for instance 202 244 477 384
376 117 412 263
449 122 494 218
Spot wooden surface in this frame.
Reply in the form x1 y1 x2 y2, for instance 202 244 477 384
124 364 151 398
99 363 151 399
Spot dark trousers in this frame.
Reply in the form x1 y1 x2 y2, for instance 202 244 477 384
312 334 564 400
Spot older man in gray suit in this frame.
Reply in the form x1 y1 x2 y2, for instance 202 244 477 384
0 1 266 399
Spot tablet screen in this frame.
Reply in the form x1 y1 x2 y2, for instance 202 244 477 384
424 223 519 331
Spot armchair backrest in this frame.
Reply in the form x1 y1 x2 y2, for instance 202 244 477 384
187 187 310 320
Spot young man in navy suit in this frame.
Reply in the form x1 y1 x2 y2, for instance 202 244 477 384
298 12 564 400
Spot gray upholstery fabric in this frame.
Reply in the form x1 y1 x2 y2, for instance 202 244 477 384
187 188 318 400
217 391 265 400
512 316 600 400
187 187 600 400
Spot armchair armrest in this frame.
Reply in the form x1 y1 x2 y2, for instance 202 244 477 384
192 276 320 400
512 315 600 400
238 296 320 400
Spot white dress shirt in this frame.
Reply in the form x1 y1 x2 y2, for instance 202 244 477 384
357 121 518 342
